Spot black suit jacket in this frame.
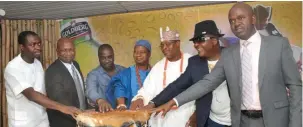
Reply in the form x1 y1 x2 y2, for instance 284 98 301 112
45 59 87 127
152 55 212 127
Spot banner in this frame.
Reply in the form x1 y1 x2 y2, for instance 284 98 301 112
60 18 102 76
60 2 302 78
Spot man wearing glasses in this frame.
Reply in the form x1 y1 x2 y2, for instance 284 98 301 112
142 20 231 127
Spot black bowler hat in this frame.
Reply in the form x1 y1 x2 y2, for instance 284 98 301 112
189 20 224 41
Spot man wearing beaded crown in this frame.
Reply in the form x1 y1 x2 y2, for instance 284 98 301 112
130 27 194 127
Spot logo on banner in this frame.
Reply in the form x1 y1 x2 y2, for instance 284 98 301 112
61 20 91 39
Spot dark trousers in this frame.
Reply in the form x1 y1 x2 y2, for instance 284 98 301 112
205 118 231 127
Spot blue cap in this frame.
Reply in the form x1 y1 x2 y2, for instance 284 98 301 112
135 40 151 52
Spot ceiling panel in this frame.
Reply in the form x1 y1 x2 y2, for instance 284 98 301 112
119 1 228 11
0 1 233 19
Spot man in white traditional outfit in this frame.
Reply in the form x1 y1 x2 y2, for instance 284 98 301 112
130 27 195 127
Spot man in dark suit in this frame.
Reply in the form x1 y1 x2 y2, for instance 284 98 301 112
45 38 88 127
154 3 301 127
143 20 231 127
253 4 282 37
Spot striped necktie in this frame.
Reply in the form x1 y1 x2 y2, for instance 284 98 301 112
241 41 253 109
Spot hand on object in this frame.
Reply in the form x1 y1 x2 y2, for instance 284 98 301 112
97 99 113 113
139 102 155 111
130 99 144 110
59 105 82 119
134 102 155 116
152 99 176 118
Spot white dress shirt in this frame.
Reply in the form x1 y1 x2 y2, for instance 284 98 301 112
240 31 262 110
61 61 85 91
4 54 49 127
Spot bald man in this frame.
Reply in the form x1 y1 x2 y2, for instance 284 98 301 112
45 38 88 127
154 3 301 127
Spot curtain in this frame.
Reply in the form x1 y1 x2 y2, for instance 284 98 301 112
0 19 60 127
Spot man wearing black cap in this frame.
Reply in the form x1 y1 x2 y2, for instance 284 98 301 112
142 20 231 127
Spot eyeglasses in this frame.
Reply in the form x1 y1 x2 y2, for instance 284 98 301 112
193 36 217 43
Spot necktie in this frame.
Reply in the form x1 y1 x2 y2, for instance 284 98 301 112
71 65 86 110
241 41 253 109
208 63 215 72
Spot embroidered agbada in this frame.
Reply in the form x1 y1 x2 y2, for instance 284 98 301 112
133 53 195 127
